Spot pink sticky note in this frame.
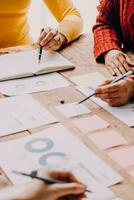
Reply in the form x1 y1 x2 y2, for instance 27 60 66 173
108 146 134 168
88 130 127 150
72 115 110 133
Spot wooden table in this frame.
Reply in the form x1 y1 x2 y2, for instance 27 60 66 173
0 34 134 200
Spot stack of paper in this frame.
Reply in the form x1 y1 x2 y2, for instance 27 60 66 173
0 73 70 96
0 124 122 188
0 95 57 137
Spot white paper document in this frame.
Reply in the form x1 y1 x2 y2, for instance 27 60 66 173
55 102 91 118
0 95 57 137
0 50 74 81
0 73 70 96
76 86 134 127
0 124 122 190
92 98 134 127
70 72 106 89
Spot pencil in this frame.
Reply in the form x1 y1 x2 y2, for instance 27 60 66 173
38 28 44 64
12 170 91 193
78 70 134 104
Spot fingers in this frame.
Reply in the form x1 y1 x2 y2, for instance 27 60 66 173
125 55 134 67
107 60 122 76
49 182 86 199
46 171 86 199
96 91 120 99
100 98 121 107
38 27 52 44
130 75 134 81
47 171 78 183
117 53 130 72
105 50 131 76
107 64 116 76
99 79 113 86
95 79 132 106
37 27 67 51
43 35 61 51
96 82 119 94
113 64 121 76
40 30 57 47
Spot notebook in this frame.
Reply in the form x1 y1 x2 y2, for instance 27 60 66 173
0 49 74 81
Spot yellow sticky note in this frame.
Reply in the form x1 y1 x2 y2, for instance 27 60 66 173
70 72 106 88
72 115 110 133
88 130 127 150
108 146 134 168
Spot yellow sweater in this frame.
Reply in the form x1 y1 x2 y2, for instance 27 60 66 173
0 0 83 48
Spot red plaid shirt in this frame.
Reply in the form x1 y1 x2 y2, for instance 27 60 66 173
93 0 134 62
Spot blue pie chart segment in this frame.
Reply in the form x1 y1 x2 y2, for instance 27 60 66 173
25 138 54 153
39 152 67 166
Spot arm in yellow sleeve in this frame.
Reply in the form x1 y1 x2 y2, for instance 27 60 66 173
43 0 83 43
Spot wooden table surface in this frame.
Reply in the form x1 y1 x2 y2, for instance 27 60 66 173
0 34 134 200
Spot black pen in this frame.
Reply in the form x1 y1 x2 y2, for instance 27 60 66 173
78 70 134 104
38 28 44 64
12 170 91 193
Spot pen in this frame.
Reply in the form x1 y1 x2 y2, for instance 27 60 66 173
78 70 134 104
38 28 44 64
12 170 91 193
0 52 9 56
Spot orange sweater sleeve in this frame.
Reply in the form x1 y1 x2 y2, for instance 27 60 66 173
93 0 122 62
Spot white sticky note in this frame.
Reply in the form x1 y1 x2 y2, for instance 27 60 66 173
70 72 106 89
72 115 110 133
108 146 134 168
55 102 91 118
88 130 127 150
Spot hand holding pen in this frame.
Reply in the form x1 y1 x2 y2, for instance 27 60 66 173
78 70 134 104
38 27 67 51
13 170 88 199
96 70 134 107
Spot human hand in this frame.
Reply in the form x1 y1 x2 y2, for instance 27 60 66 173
95 78 134 107
130 75 134 81
38 27 67 51
9 170 86 200
104 50 134 76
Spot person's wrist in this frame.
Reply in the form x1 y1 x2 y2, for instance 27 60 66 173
59 32 67 46
104 49 121 60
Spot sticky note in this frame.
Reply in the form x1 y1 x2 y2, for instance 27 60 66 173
108 146 134 168
70 72 106 89
72 115 110 133
55 102 91 118
88 130 127 150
